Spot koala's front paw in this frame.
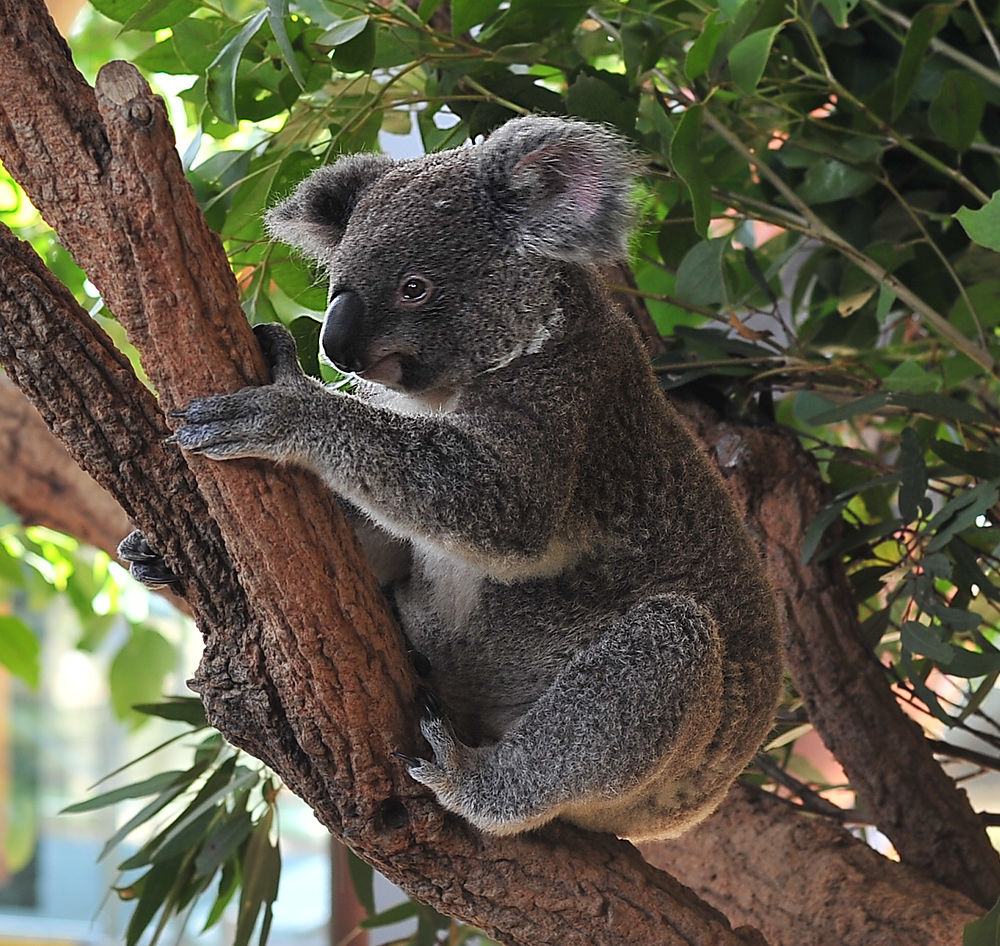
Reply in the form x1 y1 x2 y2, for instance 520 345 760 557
169 323 313 462
117 530 178 589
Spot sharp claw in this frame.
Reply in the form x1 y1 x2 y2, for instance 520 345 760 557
393 751 427 769
415 685 443 719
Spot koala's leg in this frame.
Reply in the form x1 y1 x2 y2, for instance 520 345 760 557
403 592 722 835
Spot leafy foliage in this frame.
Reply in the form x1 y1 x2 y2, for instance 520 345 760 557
62 698 281 946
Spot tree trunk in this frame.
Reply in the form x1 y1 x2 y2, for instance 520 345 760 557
0 0 995 942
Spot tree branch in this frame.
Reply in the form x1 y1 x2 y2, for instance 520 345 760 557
642 782 981 946
672 396 1000 907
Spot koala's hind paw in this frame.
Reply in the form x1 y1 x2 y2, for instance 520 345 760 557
401 687 469 801
117 530 178 589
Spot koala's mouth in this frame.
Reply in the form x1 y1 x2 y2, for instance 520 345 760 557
359 350 406 387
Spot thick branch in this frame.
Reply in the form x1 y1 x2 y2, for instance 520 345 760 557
673 397 1000 907
642 783 981 946
0 374 130 556
0 2 771 943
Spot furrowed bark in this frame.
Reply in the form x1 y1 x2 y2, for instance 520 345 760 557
0 1 769 943
672 396 1000 907
643 783 981 946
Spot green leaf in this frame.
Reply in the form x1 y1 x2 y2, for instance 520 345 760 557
670 104 711 238
133 696 208 727
819 0 859 28
360 899 421 929
566 72 637 135
875 283 896 323
964 896 1000 946
929 72 984 153
0 615 40 689
318 16 370 46
901 651 954 724
195 809 254 879
898 427 927 521
956 192 1000 253
235 811 281 946
685 12 726 80
452 0 502 35
801 497 849 564
796 158 874 205
884 360 940 394
675 238 729 306
901 620 952 663
121 0 198 31
728 25 782 95
266 0 306 89
927 481 1000 552
893 4 951 120
109 627 178 727
98 784 188 862
207 11 269 126
346 848 375 915
62 770 189 814
122 856 185 946
332 18 377 73
930 441 1000 480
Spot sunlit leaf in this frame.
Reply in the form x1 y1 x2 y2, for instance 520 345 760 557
109 626 178 727
207 11 269 126
265 0 306 89
0 615 40 689
452 0 502 35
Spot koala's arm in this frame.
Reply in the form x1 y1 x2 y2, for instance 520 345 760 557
171 325 576 568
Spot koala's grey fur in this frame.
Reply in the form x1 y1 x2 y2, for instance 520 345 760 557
169 116 783 841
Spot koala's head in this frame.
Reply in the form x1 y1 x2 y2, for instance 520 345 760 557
266 116 638 394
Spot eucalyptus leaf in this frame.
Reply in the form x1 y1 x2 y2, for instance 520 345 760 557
964 895 1000 946
0 615 40 689
897 427 927 522
728 25 782 95
62 770 190 814
670 105 710 238
207 11 269 126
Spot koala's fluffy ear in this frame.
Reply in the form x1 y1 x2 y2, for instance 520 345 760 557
481 116 639 264
265 153 394 260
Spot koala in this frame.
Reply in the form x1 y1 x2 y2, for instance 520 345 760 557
124 116 783 841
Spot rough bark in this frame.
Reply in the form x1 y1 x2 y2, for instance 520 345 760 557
672 397 1000 907
0 2 768 944
642 783 981 946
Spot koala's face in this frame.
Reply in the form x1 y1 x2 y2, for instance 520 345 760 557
319 154 528 393
266 116 637 394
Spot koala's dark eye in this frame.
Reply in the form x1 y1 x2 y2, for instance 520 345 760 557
398 275 433 306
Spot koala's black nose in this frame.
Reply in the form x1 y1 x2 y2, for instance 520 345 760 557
322 290 366 372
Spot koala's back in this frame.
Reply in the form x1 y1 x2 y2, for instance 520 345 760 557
389 274 782 840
